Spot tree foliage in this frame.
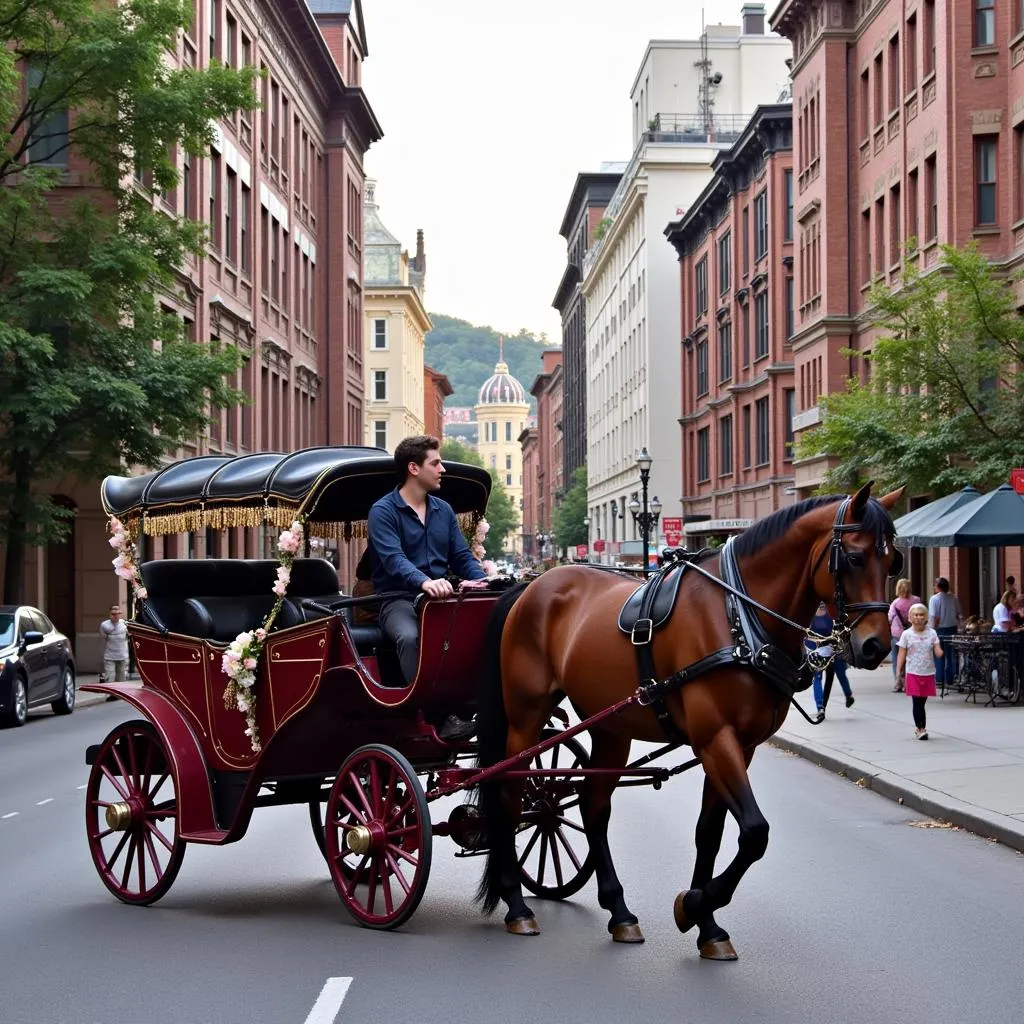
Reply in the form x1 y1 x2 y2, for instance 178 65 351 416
796 243 1024 497
0 0 258 599
552 466 588 549
441 438 517 556
425 314 556 409
440 438 483 468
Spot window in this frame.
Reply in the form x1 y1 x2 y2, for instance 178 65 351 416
784 389 796 461
696 427 710 482
874 197 885 274
183 151 195 219
718 321 732 382
925 154 937 239
374 420 387 449
976 137 997 225
754 291 769 360
742 206 750 273
907 168 919 245
785 278 794 339
859 70 870 139
506 473 512 486
975 0 995 46
225 13 236 67
208 0 220 60
888 35 900 113
754 190 768 260
209 148 221 250
719 415 733 476
25 66 69 167
695 256 708 316
717 233 731 295
784 170 794 242
755 396 770 466
372 319 387 349
696 338 709 397
240 183 250 272
906 14 918 91
373 370 387 401
505 454 512 470
923 0 936 75
505 420 512 441
873 53 883 127
889 184 901 263
742 405 752 468
490 454 496 468
225 168 236 262
741 304 750 368
861 209 872 284
1018 127 1024 220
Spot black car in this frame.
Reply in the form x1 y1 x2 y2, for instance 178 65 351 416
0 605 76 727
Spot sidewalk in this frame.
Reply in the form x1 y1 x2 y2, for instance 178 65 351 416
772 663 1024 852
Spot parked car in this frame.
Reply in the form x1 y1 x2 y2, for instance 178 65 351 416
0 605 76 727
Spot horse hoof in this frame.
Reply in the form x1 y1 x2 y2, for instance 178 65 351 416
506 916 540 936
611 922 645 944
699 938 738 961
673 891 696 933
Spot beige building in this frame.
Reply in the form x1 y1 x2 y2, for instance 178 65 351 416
363 180 429 451
475 344 528 554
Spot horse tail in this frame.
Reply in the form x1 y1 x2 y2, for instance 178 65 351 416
474 580 531 914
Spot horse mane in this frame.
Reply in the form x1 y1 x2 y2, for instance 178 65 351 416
731 492 896 560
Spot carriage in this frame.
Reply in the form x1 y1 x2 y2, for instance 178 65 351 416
83 445 603 928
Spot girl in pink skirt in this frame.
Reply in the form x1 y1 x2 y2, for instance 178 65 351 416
895 603 944 740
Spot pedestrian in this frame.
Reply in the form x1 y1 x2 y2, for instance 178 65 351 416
927 577 961 691
895 603 943 740
99 604 128 684
806 601 854 719
991 589 1016 633
887 578 920 692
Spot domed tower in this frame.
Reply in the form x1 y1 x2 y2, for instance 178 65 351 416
474 339 529 554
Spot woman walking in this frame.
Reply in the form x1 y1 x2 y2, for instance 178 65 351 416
895 603 943 740
807 601 854 718
887 578 920 692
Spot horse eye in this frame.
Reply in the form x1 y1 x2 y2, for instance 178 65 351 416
847 552 865 569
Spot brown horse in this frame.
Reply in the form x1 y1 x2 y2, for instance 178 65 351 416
475 484 904 958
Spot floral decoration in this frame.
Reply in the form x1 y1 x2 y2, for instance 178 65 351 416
108 516 148 602
221 517 305 753
470 517 498 578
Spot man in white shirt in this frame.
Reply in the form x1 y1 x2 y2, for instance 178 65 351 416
928 577 961 690
99 605 129 683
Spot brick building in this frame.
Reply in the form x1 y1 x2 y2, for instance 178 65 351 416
519 427 540 560
423 366 453 441
765 0 1023 611
666 105 796 540
524 349 564 559
5 0 382 668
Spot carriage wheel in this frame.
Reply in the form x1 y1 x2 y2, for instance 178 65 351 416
310 789 365 887
516 729 594 900
85 720 186 906
325 744 431 929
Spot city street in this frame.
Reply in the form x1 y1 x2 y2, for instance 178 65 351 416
2 698 1022 1024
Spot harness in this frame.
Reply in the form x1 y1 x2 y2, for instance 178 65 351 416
618 498 898 741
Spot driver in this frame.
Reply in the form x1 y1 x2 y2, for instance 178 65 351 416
367 435 487 739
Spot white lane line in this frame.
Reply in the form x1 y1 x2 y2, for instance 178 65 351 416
76 784 87 790
36 798 54 806
302 977 352 1024
2 812 18 819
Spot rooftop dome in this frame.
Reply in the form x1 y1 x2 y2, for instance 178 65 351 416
477 340 527 405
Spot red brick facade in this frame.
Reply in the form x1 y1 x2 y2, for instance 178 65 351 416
423 365 453 441
528 350 564 556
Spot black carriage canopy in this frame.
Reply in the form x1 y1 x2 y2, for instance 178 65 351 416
100 446 492 540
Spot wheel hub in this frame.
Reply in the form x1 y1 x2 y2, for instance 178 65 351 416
346 823 378 855
105 800 134 831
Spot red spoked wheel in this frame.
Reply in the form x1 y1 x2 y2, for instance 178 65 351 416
85 720 185 906
325 744 432 930
516 729 594 900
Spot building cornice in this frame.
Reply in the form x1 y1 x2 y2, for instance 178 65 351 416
552 262 581 312
558 172 622 240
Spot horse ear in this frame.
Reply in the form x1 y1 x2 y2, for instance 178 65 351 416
877 485 906 510
851 481 874 516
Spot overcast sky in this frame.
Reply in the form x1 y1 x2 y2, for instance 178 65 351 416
360 0 765 343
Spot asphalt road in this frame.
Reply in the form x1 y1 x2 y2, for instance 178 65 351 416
2 699 1023 1024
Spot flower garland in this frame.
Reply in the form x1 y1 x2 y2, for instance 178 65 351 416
108 517 149 602
221 517 305 753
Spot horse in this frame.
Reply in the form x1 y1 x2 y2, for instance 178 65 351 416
475 483 904 959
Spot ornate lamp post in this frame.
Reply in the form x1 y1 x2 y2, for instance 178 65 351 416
536 530 550 562
582 515 590 561
629 447 662 577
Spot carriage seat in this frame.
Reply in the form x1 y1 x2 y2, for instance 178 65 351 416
182 595 304 644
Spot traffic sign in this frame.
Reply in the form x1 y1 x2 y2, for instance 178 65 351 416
1012 468 1024 495
575 544 589 560
662 517 683 546
593 539 606 553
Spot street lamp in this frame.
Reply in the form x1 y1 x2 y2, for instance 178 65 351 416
630 448 662 577
537 531 550 562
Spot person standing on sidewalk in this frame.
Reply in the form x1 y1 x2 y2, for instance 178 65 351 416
888 578 920 693
99 605 128 684
807 602 854 718
896 603 943 740
928 577 961 691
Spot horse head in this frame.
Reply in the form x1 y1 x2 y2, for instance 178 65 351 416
819 482 906 669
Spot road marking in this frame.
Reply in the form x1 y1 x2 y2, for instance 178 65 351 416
2 812 18 819
76 784 87 790
303 977 352 1024
36 798 54 806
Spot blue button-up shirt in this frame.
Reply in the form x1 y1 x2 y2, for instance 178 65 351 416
367 488 485 596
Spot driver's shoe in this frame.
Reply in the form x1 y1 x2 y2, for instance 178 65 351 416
438 714 477 742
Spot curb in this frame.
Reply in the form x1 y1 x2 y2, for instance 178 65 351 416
769 734 1024 856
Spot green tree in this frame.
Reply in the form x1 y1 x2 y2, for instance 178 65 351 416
440 438 483 467
796 242 1024 496
552 466 588 548
0 0 257 600
482 472 517 557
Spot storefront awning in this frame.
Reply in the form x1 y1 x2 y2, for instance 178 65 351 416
683 518 753 535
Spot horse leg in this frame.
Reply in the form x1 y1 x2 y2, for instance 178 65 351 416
675 736 768 961
581 729 644 943
674 776 733 954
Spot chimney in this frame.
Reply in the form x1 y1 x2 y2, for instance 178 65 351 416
741 3 766 34
412 228 426 274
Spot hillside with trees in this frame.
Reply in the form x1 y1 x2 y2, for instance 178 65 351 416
425 314 558 410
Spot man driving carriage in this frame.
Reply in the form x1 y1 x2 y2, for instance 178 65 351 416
367 435 487 739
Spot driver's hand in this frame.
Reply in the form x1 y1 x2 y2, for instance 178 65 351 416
421 577 454 599
459 579 489 591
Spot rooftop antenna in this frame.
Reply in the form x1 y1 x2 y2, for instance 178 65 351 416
498 335 504 364
695 9 723 140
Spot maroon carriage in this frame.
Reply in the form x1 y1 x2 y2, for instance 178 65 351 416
83 446 593 928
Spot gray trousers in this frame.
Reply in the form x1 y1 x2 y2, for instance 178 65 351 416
378 598 419 684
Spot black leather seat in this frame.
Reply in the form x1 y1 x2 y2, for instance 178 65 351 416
182 595 305 643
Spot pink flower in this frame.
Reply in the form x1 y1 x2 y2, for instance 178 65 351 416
272 579 287 597
243 657 257 670
136 587 148 600
255 628 267 641
108 535 121 549
277 529 300 554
